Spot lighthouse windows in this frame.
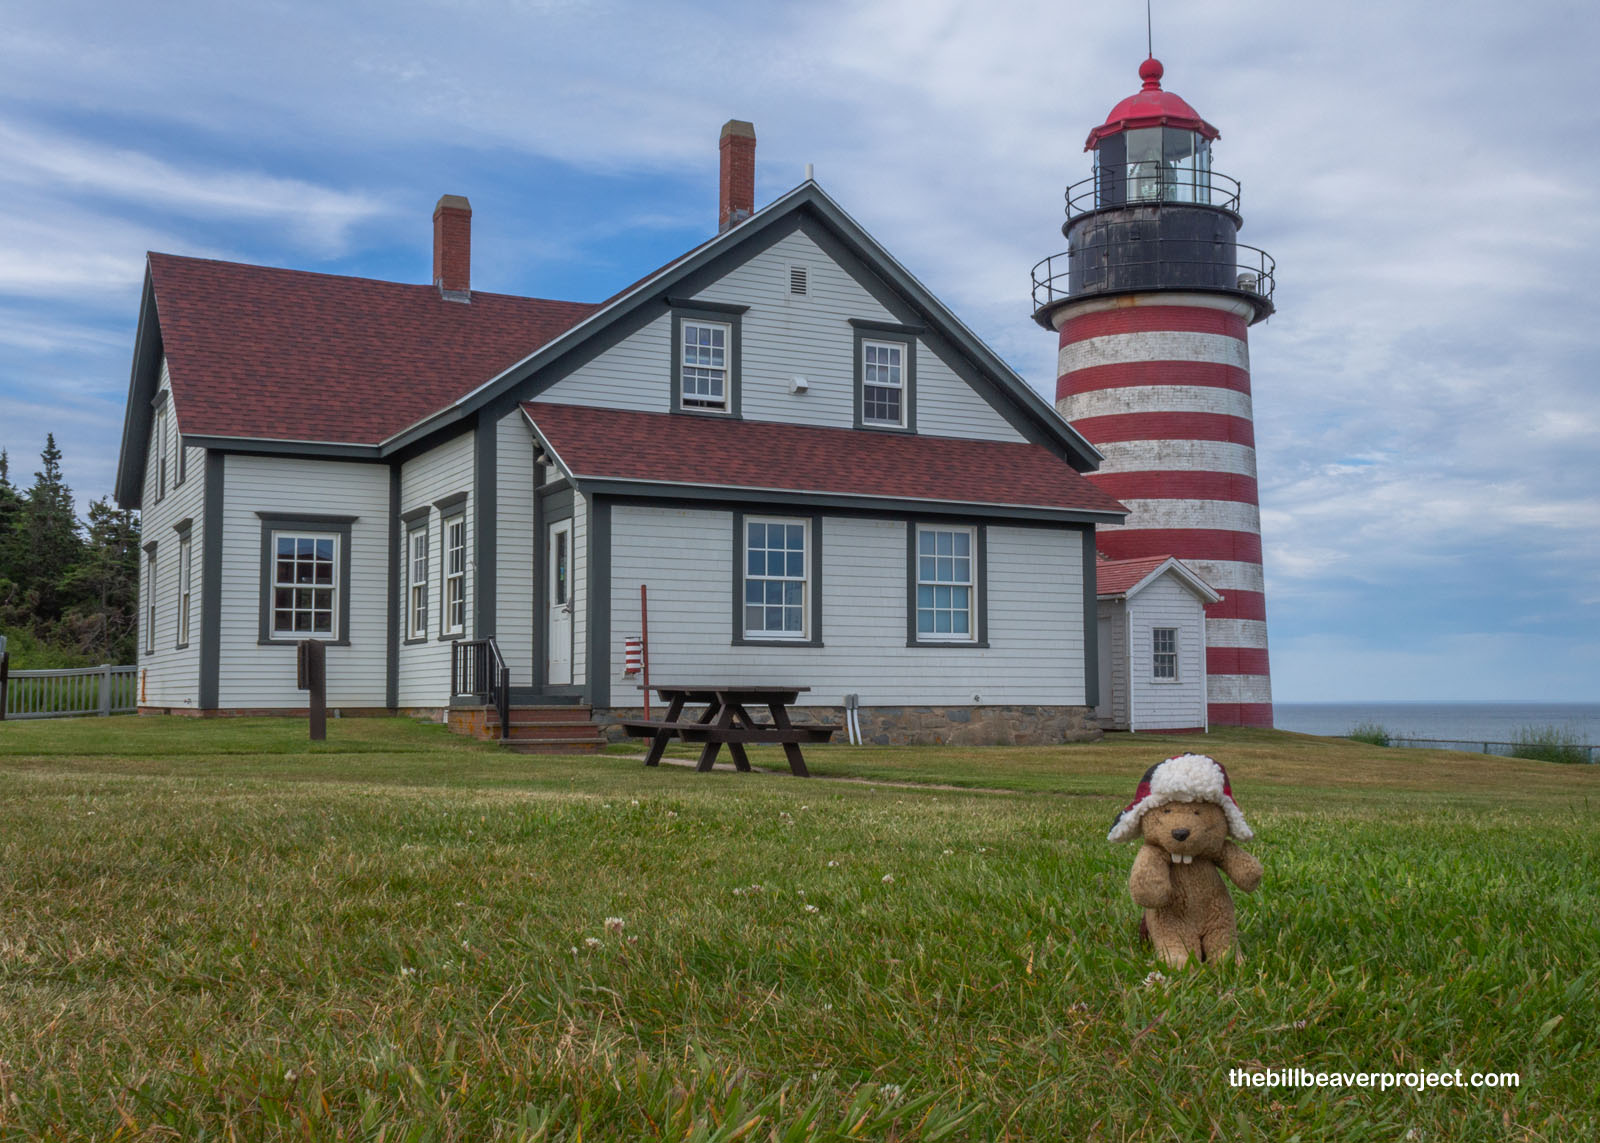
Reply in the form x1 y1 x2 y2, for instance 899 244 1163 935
1094 128 1212 207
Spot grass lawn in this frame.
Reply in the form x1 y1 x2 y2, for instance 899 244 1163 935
0 717 1596 1140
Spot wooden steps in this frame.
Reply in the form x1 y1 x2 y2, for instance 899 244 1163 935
447 704 606 754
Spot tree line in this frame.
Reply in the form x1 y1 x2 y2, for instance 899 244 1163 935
0 435 141 668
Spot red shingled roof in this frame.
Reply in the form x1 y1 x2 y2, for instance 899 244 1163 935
1095 556 1174 596
522 401 1128 516
149 253 597 445
1096 554 1220 600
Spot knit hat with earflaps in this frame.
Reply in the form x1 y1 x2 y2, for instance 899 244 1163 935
1107 753 1253 843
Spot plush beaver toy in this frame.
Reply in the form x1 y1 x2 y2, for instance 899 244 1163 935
1108 753 1262 968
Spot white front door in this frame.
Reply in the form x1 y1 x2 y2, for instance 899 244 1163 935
546 519 573 686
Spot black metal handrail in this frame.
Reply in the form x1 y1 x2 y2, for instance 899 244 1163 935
452 637 511 740
1030 242 1276 313
1065 170 1242 219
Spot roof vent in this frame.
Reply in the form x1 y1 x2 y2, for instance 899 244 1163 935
788 264 808 296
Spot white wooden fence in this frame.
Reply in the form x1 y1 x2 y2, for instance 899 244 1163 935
1 662 139 720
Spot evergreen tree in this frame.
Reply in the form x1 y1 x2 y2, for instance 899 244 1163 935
19 434 84 626
0 448 22 588
62 498 142 662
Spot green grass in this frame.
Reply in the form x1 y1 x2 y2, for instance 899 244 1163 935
1347 720 1391 747
1510 724 1592 765
1 718 1597 1140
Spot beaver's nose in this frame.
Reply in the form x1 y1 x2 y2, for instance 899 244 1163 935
1171 828 1191 841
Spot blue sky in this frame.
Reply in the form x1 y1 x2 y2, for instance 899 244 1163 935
2 0 1596 702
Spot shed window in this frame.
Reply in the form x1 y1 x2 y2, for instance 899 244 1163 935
1153 627 1178 680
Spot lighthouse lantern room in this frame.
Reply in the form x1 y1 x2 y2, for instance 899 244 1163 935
1037 57 1278 729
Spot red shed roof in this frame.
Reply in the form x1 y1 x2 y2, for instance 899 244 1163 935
1096 554 1221 602
1085 58 1219 151
149 253 597 445
522 401 1128 518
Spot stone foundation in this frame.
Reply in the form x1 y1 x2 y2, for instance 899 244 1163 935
595 704 1100 747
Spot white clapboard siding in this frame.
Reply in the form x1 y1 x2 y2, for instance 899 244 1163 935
496 411 536 683
1126 575 1208 731
536 313 672 412
136 358 206 708
397 432 474 707
608 506 1083 707
694 230 1025 442
218 456 389 708
535 230 1026 444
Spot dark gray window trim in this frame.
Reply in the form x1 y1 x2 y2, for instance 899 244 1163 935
848 317 926 335
1080 526 1098 711
906 519 988 649
172 520 193 651
256 512 357 647
199 453 223 709
853 323 918 434
403 515 430 646
731 510 825 648
670 304 743 419
664 296 749 315
436 509 468 642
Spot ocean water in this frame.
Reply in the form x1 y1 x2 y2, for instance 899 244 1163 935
1274 702 1600 746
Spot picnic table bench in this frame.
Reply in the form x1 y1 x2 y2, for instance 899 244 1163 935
620 685 838 776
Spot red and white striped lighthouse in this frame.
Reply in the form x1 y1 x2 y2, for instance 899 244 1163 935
1031 58 1277 727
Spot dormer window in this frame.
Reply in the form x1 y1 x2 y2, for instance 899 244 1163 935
680 321 729 411
669 301 745 416
850 320 919 432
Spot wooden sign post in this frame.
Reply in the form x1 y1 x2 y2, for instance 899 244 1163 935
296 639 326 742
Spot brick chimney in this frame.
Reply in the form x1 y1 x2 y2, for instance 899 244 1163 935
718 120 756 232
432 194 472 301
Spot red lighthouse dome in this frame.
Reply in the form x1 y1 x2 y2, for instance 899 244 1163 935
1085 58 1219 150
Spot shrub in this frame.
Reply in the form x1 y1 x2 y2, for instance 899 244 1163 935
1511 724 1591 765
1348 721 1391 747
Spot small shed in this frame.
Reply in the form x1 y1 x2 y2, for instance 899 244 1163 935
1095 556 1222 733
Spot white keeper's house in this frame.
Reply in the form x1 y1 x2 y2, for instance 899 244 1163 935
116 121 1137 746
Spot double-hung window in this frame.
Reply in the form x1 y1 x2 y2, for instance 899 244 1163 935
851 321 917 431
443 514 466 636
1153 627 1178 680
272 533 338 637
913 525 979 643
742 517 809 640
680 321 730 411
861 341 905 427
408 525 430 640
177 532 192 649
144 546 157 653
156 406 169 501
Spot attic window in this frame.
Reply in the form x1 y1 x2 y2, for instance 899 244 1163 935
788 265 809 296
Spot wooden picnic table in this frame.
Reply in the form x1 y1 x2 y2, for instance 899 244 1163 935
620 685 837 777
